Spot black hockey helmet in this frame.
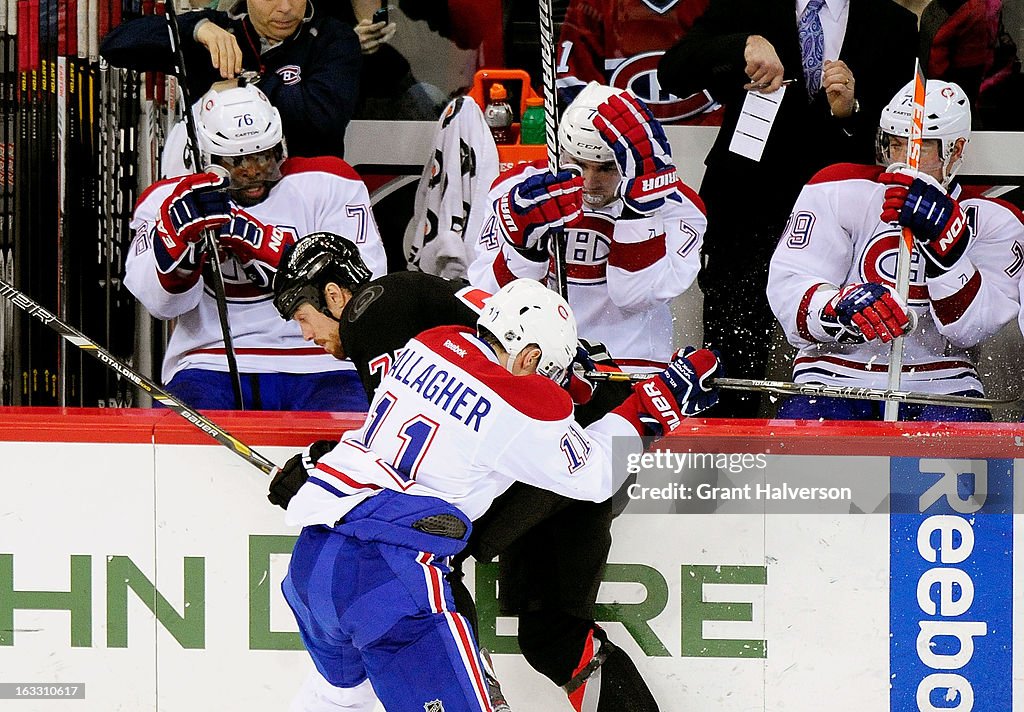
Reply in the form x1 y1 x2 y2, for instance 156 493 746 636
273 232 372 320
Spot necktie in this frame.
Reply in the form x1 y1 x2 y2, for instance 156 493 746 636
799 0 826 97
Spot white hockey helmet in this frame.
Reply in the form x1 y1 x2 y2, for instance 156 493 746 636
558 81 623 164
877 79 971 185
477 279 578 383
196 83 287 172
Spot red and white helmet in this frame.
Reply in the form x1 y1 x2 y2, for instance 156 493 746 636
877 79 971 185
477 279 578 383
558 82 624 164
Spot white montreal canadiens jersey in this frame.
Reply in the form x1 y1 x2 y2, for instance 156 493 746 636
286 325 643 527
126 157 387 383
768 163 1024 394
467 162 705 370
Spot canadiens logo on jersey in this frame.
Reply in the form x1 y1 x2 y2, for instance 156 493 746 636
548 212 615 285
276 65 302 85
213 224 300 301
607 52 714 122
860 229 929 303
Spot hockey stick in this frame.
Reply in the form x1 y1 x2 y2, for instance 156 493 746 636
0 276 280 474
163 0 244 410
583 371 1019 411
883 61 926 422
537 0 568 300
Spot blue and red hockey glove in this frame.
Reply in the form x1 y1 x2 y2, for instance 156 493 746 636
879 168 971 277
494 169 583 261
154 170 231 278
592 91 679 215
819 282 914 344
218 208 297 288
634 347 722 436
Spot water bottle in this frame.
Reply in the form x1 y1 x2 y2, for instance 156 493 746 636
520 97 546 145
484 82 514 145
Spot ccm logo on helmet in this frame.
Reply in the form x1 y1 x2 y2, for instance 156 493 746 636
641 380 679 431
641 171 677 192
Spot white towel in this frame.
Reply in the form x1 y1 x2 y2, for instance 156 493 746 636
404 96 500 279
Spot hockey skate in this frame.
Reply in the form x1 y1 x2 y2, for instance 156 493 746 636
479 648 512 712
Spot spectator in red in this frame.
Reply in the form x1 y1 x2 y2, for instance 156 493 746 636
920 0 1000 111
556 0 723 125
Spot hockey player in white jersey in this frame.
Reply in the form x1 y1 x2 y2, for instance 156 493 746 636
768 80 1024 421
126 83 387 411
281 278 722 712
467 82 705 371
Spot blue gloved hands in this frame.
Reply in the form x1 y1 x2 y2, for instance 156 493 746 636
819 282 914 344
634 347 722 436
494 169 584 261
155 170 231 276
593 91 679 215
880 167 971 276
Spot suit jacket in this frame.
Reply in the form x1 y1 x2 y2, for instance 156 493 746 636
658 0 918 228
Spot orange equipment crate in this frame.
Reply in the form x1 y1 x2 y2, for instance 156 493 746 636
468 69 548 170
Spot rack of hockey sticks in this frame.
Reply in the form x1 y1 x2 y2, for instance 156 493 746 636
0 0 167 408
0 276 279 474
583 370 1021 411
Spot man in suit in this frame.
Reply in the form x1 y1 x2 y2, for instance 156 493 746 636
657 0 918 417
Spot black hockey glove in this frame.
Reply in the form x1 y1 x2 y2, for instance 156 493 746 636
268 439 338 510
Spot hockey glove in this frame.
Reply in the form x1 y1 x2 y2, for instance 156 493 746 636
592 92 679 215
819 282 914 344
494 170 583 261
218 208 297 288
268 439 338 510
635 347 721 436
563 344 598 405
879 170 971 277
154 171 231 276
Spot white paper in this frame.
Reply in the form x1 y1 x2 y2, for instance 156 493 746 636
728 84 787 162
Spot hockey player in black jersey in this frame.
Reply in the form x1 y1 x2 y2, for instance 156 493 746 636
269 231 671 712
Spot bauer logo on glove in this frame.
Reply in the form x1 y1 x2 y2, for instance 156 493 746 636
633 347 722 436
592 90 679 215
494 170 584 261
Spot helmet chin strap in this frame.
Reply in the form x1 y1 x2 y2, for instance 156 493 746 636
320 284 354 323
504 345 524 374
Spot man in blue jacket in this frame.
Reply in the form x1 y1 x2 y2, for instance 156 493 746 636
101 0 361 159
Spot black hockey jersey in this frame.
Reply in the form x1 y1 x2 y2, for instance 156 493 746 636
338 272 487 398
